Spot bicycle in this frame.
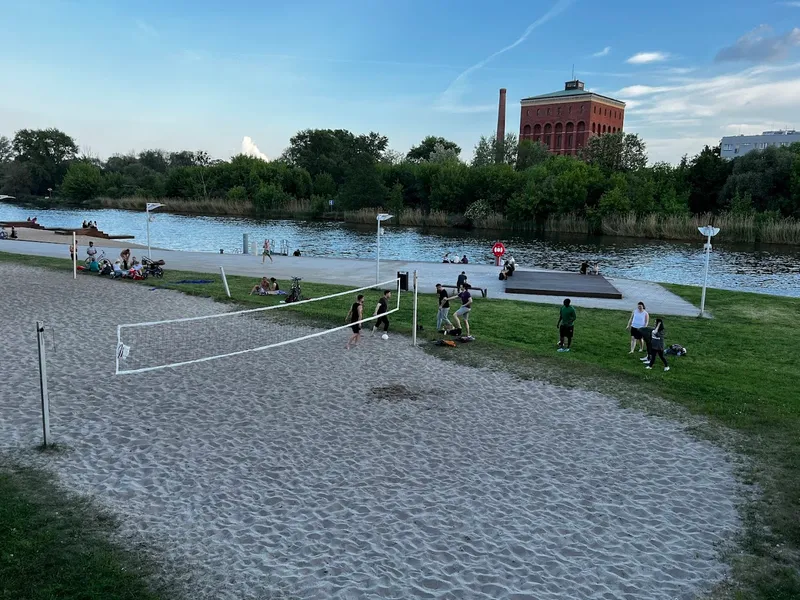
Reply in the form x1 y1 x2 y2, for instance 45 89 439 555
84 251 106 265
285 277 303 303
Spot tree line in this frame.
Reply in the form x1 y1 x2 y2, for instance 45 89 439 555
2 127 799 225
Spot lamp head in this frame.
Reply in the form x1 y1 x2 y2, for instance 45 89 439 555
698 225 720 237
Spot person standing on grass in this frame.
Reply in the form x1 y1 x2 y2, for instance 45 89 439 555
557 298 576 352
86 240 97 262
435 283 453 332
448 287 472 336
627 301 649 353
456 271 468 292
261 239 273 264
646 318 670 371
372 290 392 337
346 294 364 349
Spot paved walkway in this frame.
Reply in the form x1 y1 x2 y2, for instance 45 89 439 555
0 239 701 316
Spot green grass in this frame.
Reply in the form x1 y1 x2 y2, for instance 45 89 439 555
0 466 172 600
2 250 800 598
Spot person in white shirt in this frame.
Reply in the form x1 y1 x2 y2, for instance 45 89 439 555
626 301 649 353
86 241 98 262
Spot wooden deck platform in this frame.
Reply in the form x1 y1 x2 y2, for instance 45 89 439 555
505 270 623 299
50 228 135 240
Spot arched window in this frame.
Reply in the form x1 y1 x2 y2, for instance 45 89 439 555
533 123 542 142
555 123 563 151
592 123 596 133
544 123 552 148
522 124 532 139
565 122 575 152
526 109 530 117
602 124 607 133
593 106 596 114
557 106 562 116
577 121 586 148
547 107 551 115
537 108 541 116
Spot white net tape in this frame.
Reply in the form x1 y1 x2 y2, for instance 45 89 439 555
116 278 401 374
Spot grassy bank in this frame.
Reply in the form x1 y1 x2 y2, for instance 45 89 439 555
0 463 172 600
2 250 800 598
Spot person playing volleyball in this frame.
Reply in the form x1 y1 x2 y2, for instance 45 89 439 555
371 290 391 337
346 294 364 349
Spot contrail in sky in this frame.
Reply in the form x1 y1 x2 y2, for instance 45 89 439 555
440 0 577 107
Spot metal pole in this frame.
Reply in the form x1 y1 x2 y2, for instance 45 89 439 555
412 270 418 346
146 206 152 259
220 266 231 298
72 232 77 279
376 218 381 285
36 321 51 446
700 233 711 317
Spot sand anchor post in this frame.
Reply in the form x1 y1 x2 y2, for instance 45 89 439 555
36 321 51 446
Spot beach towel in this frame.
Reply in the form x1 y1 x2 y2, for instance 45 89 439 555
175 279 214 284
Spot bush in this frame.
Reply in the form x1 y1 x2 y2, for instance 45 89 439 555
61 161 103 201
227 185 248 201
253 183 291 209
464 199 491 222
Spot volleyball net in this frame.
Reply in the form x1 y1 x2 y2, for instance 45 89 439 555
115 277 402 375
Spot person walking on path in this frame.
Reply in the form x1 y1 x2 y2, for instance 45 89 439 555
262 239 273 264
371 290 392 337
345 294 364 349
557 298 577 352
456 271 468 292
626 301 650 353
646 318 670 371
448 287 472 336
435 283 453 332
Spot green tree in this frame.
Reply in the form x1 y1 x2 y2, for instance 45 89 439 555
61 161 103 201
0 135 13 163
407 136 461 162
169 151 197 169
337 157 387 210
686 145 730 213
429 163 470 212
282 129 388 184
11 128 78 195
427 143 461 165
0 161 34 198
598 175 631 215
471 133 517 167
582 131 647 173
227 185 248 201
721 145 794 215
515 140 549 171
387 182 405 221
138 150 168 173
313 172 337 198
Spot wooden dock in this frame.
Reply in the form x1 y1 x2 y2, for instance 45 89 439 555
505 270 623 299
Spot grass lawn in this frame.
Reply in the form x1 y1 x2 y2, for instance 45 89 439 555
1 250 799 599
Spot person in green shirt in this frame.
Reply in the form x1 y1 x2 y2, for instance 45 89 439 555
557 298 577 352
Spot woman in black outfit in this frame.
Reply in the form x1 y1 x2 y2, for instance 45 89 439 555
646 319 669 372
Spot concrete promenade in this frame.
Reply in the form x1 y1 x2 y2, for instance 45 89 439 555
0 239 701 316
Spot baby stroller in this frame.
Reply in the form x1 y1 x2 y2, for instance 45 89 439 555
142 256 165 278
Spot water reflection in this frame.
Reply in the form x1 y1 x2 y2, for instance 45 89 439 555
2 202 798 297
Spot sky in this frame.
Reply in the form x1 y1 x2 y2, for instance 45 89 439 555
1 0 799 164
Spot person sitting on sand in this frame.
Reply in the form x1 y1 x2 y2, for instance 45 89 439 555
592 262 601 276
250 277 270 296
443 252 451 263
579 260 589 275
88 257 100 273
460 255 469 264
112 260 124 277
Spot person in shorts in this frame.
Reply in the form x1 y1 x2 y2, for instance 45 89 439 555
557 298 576 352
372 290 391 336
262 239 273 264
435 283 453 332
346 294 364 349
448 288 472 336
626 301 649 353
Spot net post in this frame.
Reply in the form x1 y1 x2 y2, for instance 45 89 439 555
220 266 231 298
36 321 51 446
412 270 418 346
72 232 77 279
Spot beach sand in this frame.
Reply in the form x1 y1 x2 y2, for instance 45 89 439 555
5 226 146 249
0 262 741 599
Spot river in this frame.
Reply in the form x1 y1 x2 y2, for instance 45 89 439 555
2 202 799 297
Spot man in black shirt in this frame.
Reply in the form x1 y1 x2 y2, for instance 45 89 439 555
371 290 392 337
456 271 468 292
435 283 453 331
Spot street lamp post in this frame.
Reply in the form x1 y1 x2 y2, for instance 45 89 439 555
698 225 720 317
376 213 393 285
146 202 164 259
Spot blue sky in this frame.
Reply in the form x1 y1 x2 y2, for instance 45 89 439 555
1 0 799 163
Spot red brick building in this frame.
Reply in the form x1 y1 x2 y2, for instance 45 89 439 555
519 80 625 155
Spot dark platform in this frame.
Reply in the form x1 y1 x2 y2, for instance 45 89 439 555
505 270 622 299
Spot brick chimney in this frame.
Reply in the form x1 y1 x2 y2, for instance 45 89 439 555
496 88 507 144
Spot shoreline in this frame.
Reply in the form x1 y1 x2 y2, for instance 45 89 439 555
5 197 799 246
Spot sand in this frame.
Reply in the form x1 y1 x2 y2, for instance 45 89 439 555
5 226 147 248
0 262 741 599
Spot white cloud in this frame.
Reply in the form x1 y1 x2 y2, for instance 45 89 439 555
135 19 158 38
715 25 800 63
438 0 575 110
592 46 611 58
241 136 268 161
779 1 800 6
626 51 671 64
621 62 800 161
616 84 674 97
